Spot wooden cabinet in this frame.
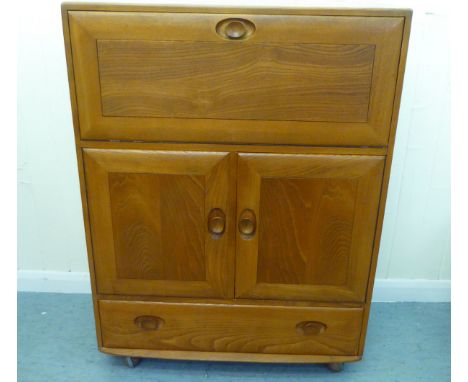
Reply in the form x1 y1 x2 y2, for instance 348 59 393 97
62 3 411 371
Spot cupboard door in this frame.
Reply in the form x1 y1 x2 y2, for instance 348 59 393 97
236 153 384 302
83 149 236 298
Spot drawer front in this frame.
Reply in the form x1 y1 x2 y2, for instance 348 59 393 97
68 11 404 146
99 300 363 356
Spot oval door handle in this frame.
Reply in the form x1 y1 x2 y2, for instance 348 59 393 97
208 208 226 235
295 321 327 336
238 209 257 236
216 18 256 40
134 315 165 331
225 21 247 39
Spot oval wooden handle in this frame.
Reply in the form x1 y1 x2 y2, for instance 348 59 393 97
225 21 247 39
295 321 327 336
216 18 256 41
208 208 226 235
238 209 256 236
134 315 165 331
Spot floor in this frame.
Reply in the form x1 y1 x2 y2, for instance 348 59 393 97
18 293 450 382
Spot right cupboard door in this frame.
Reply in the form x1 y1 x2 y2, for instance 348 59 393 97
235 153 385 302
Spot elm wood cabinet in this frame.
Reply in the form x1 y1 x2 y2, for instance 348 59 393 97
62 3 411 371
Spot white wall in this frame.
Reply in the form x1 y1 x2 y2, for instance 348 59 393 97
17 0 450 295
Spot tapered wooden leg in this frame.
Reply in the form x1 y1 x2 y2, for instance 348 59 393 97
125 356 141 368
327 362 344 372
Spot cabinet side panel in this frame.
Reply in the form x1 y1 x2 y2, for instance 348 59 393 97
358 12 412 355
61 5 103 347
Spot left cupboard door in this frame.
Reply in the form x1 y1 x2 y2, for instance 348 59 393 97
83 149 236 298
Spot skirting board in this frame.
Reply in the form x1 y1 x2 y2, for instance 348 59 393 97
17 270 451 302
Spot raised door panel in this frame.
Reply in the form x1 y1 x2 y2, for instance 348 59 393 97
97 41 374 123
83 149 236 298
235 153 385 302
68 10 404 145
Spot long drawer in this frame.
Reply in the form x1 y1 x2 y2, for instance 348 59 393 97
99 300 363 356
67 10 404 146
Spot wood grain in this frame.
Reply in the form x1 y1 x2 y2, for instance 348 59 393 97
236 153 385 302
99 300 363 356
68 10 403 146
98 40 374 123
96 294 363 308
101 347 361 364
79 141 388 156
83 149 236 298
257 177 357 286
108 173 206 281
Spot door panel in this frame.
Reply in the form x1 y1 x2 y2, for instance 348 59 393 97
235 153 384 302
83 149 236 298
108 173 206 282
97 40 374 123
257 177 357 286
68 11 404 146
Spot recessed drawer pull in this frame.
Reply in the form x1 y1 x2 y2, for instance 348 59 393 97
216 18 256 40
134 315 165 331
295 321 327 336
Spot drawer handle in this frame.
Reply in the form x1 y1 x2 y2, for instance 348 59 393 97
296 321 327 336
208 208 226 236
134 315 165 331
238 209 256 237
216 18 256 40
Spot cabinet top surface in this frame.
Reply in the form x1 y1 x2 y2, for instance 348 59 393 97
61 2 412 17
